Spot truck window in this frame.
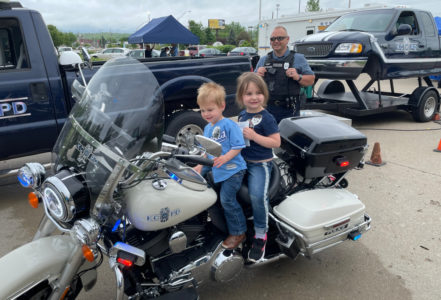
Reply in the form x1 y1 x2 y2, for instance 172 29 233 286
0 18 29 70
325 10 395 32
419 12 436 37
396 12 419 35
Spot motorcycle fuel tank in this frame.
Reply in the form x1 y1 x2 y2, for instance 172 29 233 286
124 179 217 231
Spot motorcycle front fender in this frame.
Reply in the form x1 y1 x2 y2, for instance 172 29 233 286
0 235 97 299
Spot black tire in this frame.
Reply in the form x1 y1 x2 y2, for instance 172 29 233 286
165 111 207 146
412 90 438 122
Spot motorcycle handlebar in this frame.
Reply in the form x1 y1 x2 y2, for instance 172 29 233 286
173 154 213 167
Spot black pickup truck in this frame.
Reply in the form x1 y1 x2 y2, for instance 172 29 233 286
295 7 441 122
0 2 251 167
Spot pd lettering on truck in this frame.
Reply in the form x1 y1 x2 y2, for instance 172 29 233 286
0 97 30 119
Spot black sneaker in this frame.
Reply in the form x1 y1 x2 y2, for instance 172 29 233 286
248 235 267 263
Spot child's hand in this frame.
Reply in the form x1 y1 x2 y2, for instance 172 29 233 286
243 127 257 141
193 164 203 174
213 155 229 168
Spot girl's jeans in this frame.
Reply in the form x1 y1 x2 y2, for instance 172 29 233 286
246 161 272 236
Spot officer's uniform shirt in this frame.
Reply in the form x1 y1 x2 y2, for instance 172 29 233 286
255 48 314 76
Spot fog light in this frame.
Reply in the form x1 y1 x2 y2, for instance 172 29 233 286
17 163 45 188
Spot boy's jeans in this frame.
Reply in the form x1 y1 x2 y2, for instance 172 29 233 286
246 161 272 236
219 169 247 236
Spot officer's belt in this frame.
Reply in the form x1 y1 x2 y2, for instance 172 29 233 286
268 95 299 107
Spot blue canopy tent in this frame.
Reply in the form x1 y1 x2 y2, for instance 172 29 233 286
435 16 441 35
128 15 199 44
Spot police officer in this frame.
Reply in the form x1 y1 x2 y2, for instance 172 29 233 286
255 26 315 123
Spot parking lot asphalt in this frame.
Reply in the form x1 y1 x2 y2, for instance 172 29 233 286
0 77 440 299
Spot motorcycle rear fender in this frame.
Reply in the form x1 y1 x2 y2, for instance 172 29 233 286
0 235 97 299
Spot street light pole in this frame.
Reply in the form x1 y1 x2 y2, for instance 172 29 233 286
298 0 301 13
276 4 280 19
259 0 262 22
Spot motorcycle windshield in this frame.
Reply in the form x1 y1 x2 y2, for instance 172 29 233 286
52 57 164 200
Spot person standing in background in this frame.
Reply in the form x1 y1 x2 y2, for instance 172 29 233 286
170 44 178 56
255 26 315 123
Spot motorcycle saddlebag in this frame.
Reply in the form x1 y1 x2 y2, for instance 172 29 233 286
276 115 367 179
273 188 367 256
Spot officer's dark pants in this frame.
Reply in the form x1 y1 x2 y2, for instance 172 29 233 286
266 101 301 124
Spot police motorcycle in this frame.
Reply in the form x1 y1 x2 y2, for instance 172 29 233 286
0 56 371 300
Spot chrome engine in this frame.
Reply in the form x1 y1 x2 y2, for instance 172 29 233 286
155 241 244 292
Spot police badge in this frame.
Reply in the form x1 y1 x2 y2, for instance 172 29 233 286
212 126 221 139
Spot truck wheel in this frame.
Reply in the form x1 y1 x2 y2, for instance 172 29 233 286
165 111 207 146
412 90 438 122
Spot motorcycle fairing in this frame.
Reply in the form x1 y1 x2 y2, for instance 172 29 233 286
0 235 97 299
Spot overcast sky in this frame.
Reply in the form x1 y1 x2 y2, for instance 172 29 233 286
19 0 441 33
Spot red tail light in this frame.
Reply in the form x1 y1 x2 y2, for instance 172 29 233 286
335 156 349 167
117 258 133 267
340 161 349 167
240 52 245 55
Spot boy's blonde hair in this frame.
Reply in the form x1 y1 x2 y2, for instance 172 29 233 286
235 72 269 108
197 82 226 107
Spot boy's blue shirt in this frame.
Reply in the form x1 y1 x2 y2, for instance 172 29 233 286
203 118 247 183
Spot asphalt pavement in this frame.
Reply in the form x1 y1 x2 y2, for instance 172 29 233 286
0 77 440 299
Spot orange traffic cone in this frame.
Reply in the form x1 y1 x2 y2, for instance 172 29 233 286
434 139 441 152
366 142 386 166
433 113 440 121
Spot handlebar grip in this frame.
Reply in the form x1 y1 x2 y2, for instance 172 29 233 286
173 155 213 166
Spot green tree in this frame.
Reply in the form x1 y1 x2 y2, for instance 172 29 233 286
63 32 77 46
306 0 320 12
236 31 251 45
227 28 236 45
204 27 215 45
47 24 63 47
100 35 106 48
188 20 204 44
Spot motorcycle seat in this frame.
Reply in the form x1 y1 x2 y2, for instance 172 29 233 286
237 160 281 207
205 160 281 208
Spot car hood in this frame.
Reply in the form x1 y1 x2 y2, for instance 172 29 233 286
296 31 373 43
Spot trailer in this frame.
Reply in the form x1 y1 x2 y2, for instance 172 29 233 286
294 6 441 122
302 77 439 122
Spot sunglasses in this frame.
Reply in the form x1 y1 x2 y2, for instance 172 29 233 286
270 36 287 42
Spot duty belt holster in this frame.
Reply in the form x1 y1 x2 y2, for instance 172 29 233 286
271 96 299 109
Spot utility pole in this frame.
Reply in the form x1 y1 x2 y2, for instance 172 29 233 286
259 0 261 22
276 4 280 19
298 0 301 13
348 0 351 8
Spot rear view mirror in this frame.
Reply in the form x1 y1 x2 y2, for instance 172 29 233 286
396 24 412 36
195 135 222 157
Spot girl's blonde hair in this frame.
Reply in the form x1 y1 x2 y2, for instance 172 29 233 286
197 82 226 107
235 72 269 108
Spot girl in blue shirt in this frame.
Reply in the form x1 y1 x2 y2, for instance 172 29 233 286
236 72 281 262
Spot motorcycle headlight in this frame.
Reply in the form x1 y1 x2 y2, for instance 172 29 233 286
334 43 362 54
41 170 89 223
42 177 72 222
